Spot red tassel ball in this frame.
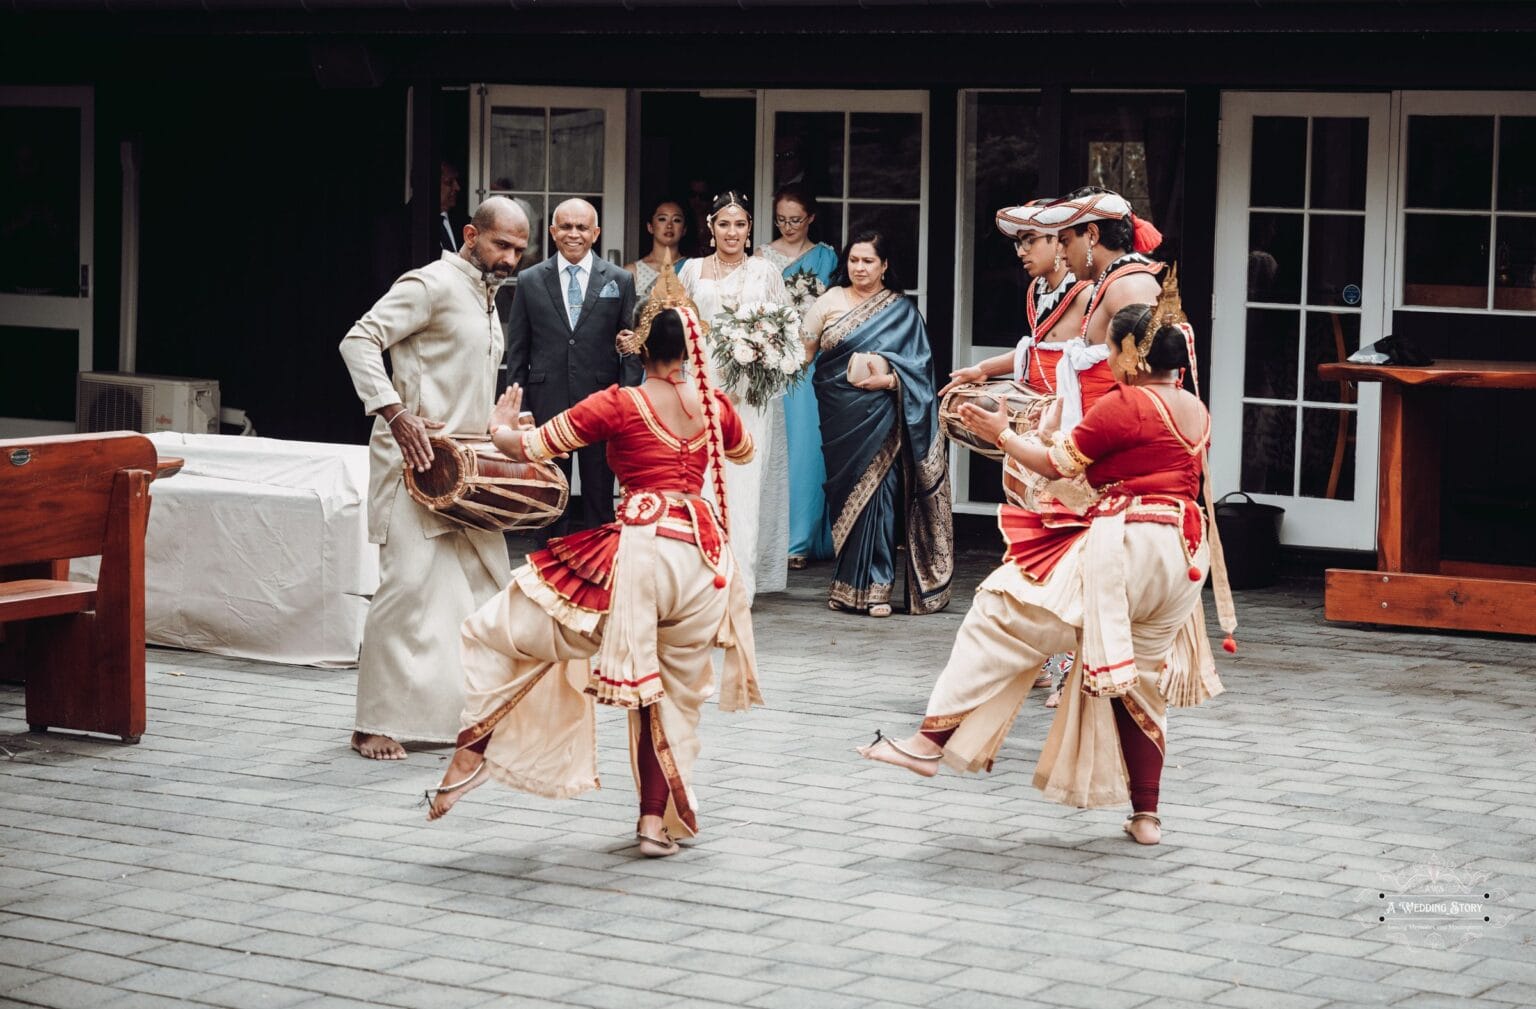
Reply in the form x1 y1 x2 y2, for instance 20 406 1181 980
1222 635 1237 654
1188 565 1202 582
713 574 726 589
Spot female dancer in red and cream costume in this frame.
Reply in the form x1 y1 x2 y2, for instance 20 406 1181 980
425 303 763 859
859 273 1236 846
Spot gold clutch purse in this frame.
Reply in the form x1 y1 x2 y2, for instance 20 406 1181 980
846 352 891 386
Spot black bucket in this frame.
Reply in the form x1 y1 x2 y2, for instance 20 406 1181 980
1214 492 1284 589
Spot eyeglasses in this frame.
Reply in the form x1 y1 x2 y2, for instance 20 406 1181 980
1013 235 1048 252
774 216 806 228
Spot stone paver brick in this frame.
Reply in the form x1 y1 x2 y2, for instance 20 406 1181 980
3 564 1534 1008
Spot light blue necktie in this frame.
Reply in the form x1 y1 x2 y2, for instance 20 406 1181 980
566 264 582 328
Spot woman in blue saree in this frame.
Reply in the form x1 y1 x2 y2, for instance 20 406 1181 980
801 229 953 617
758 186 839 568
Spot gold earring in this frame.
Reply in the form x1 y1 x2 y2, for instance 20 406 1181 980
1086 243 1095 274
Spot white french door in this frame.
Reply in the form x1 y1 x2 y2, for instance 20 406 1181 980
1211 93 1390 550
758 90 929 317
471 87 627 266
0 86 94 437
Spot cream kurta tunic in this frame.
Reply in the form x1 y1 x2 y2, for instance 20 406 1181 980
339 252 513 742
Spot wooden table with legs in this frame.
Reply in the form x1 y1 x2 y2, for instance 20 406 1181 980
1317 359 1536 636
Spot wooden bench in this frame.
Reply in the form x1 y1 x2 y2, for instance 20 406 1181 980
0 432 167 743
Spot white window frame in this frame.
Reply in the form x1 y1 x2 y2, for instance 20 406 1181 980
0 86 94 437
1210 92 1390 551
757 89 930 316
471 86 628 264
1393 91 1536 318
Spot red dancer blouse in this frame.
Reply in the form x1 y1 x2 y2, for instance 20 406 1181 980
521 384 754 614
1000 385 1209 582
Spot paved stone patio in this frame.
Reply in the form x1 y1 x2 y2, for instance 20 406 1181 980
2 549 1534 1009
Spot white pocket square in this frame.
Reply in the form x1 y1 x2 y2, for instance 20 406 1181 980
598 280 621 298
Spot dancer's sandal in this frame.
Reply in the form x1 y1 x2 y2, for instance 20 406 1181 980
636 825 680 858
868 603 892 618
421 762 488 820
1123 811 1162 845
867 729 942 763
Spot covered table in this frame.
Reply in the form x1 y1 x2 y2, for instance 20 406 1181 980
1317 359 1536 636
77 434 379 666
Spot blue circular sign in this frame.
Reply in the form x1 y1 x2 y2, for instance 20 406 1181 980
1342 284 1362 306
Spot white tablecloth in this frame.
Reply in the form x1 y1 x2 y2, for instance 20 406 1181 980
77 434 379 667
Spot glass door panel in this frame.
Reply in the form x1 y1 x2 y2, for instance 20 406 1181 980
760 91 928 315
1211 93 1389 549
0 87 93 437
475 87 626 275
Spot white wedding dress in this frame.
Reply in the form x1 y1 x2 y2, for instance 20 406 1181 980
680 255 791 603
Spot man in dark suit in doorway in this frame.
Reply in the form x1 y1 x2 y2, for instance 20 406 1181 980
437 161 467 253
505 197 642 538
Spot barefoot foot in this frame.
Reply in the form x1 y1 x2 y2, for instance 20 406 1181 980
1044 688 1062 709
1123 812 1162 845
855 731 942 778
352 731 406 760
425 750 488 822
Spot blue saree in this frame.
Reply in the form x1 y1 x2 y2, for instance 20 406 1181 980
772 243 839 561
813 288 953 614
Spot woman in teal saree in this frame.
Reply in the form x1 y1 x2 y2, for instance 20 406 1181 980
802 229 953 617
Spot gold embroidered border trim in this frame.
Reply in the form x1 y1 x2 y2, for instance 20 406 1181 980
830 425 900 553
828 578 893 609
1047 432 1093 477
724 431 755 463
1118 693 1166 756
919 711 971 733
648 705 698 833
821 288 901 350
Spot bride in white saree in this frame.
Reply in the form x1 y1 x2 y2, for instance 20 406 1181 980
679 191 791 603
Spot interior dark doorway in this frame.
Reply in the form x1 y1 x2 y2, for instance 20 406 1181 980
637 92 757 262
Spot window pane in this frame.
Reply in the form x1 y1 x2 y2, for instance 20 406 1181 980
1406 116 1493 209
1494 215 1536 311
1247 212 1303 303
848 113 922 200
0 326 77 421
507 194 546 271
1241 404 1296 496
1064 92 1185 259
1402 214 1489 308
1243 309 1299 401
844 203 920 291
1304 312 1361 403
1250 116 1307 208
548 108 604 194
775 112 843 197
964 92 1042 349
1307 214 1365 307
1497 117 1536 211
1310 117 1368 211
489 106 545 192
1300 408 1356 501
0 107 80 296
818 202 844 252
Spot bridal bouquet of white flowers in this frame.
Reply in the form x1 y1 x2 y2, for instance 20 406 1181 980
708 301 806 409
784 268 825 316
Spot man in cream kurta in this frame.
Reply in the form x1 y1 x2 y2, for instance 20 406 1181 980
339 197 529 760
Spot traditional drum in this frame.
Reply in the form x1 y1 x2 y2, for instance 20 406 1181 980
404 436 568 532
938 380 1050 461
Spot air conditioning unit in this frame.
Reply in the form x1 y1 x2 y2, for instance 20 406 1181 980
76 372 220 435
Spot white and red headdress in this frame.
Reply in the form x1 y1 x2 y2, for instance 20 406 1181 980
1013 190 1163 254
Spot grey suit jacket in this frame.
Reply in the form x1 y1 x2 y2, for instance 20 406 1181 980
505 254 642 422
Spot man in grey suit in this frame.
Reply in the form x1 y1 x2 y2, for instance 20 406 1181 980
505 198 642 537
